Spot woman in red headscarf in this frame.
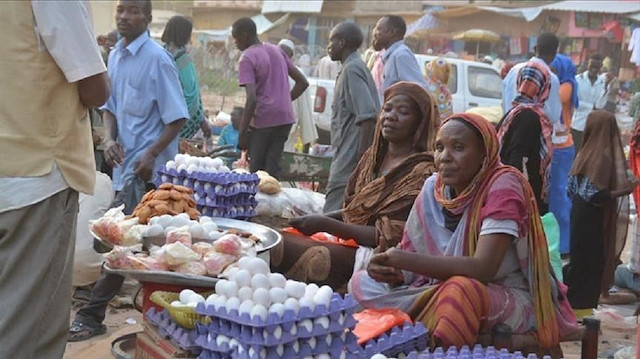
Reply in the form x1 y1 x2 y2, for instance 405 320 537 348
498 61 553 215
350 113 578 349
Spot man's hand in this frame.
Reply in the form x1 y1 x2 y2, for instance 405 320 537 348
200 120 212 139
288 215 329 236
238 130 250 151
134 151 157 182
103 139 125 168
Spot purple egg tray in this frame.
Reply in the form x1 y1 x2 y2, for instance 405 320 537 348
156 167 259 196
350 322 428 358
196 195 257 208
199 205 256 219
203 312 356 347
195 293 357 328
403 345 541 359
198 349 232 359
145 307 202 352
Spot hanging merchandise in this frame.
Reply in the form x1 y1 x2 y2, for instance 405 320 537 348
629 28 640 66
509 37 523 55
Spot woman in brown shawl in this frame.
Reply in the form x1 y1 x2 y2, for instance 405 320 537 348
563 110 637 318
270 81 439 290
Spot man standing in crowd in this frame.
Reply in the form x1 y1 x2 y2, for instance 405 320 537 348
372 15 428 99
279 39 318 152
232 18 308 178
0 1 109 357
70 0 189 342
323 22 380 213
314 53 342 80
503 33 561 126
571 53 611 150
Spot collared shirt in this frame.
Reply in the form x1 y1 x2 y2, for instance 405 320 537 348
329 52 380 186
571 72 608 131
502 57 561 125
0 0 105 213
381 41 428 99
103 32 188 191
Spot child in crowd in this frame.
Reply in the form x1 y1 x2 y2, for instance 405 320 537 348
218 106 242 150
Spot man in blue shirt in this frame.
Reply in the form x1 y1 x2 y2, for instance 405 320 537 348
70 0 188 342
372 15 428 100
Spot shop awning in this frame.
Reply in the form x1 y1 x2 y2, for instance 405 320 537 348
193 13 290 44
261 0 323 14
539 1 640 14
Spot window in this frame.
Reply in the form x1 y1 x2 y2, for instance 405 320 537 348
468 66 501 99
447 64 458 95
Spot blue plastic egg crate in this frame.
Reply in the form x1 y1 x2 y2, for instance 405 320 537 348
145 307 202 353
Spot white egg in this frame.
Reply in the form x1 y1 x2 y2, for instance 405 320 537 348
298 319 313 333
268 303 285 317
268 287 287 304
237 256 253 270
171 216 190 228
370 355 387 359
185 302 198 308
179 289 198 304
205 294 218 305
314 316 330 330
145 224 164 237
304 283 319 298
199 216 213 224
219 166 231 173
211 157 223 168
229 338 239 350
215 280 228 295
190 294 206 304
177 212 190 221
189 224 205 238
298 296 315 311
268 273 286 289
208 231 223 241
157 214 173 228
174 153 186 165
325 334 332 346
307 337 317 349
234 269 251 288
224 281 239 298
313 285 333 307
291 340 299 353
245 257 270 275
213 295 227 310
171 300 186 308
225 297 240 312
250 305 268 321
177 164 188 173
201 222 217 233
289 325 297 336
163 226 177 237
284 280 306 299
237 287 253 302
316 354 331 359
283 298 299 314
252 288 271 308
250 273 269 290
275 344 284 356
216 334 229 347
239 299 254 315
165 160 177 170
149 216 160 226
224 266 239 279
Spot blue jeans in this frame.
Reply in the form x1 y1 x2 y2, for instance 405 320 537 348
614 264 640 295
549 145 575 255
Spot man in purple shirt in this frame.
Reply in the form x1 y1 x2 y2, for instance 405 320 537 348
231 18 308 178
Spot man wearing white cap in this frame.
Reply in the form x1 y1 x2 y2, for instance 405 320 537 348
279 39 318 151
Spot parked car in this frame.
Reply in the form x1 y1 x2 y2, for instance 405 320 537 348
308 54 503 144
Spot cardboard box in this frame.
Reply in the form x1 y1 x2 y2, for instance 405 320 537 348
135 323 196 359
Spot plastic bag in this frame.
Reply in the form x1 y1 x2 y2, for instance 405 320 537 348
155 242 201 266
283 227 358 248
112 176 148 215
166 226 193 246
352 308 412 345
541 212 563 281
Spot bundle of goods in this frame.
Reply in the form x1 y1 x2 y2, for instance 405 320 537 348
132 183 200 223
191 257 358 359
371 345 533 359
145 306 202 353
156 154 259 219
100 213 260 277
352 323 428 359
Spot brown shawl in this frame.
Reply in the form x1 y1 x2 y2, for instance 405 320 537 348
570 110 631 293
342 81 439 247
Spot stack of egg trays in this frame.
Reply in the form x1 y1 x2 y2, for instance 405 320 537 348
198 349 232 359
404 345 540 359
194 293 359 359
144 307 202 353
351 322 428 358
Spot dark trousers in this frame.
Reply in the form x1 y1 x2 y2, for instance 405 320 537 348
571 129 583 153
248 123 292 179
74 270 124 325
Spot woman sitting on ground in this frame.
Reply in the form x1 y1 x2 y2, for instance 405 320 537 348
271 81 439 291
349 113 577 348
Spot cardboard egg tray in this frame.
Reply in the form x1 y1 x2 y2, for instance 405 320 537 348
145 307 202 352
351 322 428 358
403 345 530 359
195 293 357 328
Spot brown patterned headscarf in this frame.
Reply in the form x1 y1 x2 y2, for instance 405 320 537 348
342 81 439 247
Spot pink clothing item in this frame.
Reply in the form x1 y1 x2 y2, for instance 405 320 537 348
238 43 296 128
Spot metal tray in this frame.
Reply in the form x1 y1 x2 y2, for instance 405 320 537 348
103 264 218 287
91 217 281 254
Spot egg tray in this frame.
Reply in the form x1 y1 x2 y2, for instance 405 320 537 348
197 331 358 359
199 205 256 219
196 194 257 208
351 322 429 359
145 307 202 352
195 293 357 328
401 345 527 359
195 181 258 197
202 312 356 347
198 349 232 359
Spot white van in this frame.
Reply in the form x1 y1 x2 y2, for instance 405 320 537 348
309 54 503 143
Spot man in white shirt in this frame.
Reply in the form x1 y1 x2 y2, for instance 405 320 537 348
571 53 610 150
502 33 561 126
0 1 109 358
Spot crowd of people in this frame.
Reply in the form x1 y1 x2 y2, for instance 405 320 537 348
0 0 638 358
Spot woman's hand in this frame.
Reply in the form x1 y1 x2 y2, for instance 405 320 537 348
288 215 329 236
367 249 404 286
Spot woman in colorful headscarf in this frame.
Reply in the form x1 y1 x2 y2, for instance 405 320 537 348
549 54 578 256
272 82 439 291
563 110 636 319
424 57 453 121
497 61 553 215
161 16 207 139
349 113 578 348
